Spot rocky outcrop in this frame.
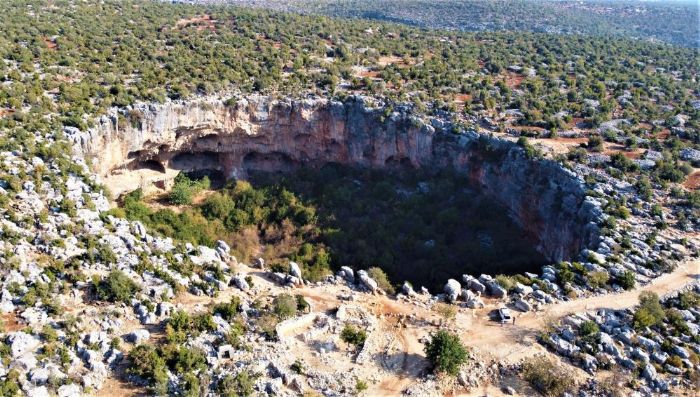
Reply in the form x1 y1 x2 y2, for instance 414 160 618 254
76 94 601 262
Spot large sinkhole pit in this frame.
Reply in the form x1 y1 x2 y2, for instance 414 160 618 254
79 95 601 291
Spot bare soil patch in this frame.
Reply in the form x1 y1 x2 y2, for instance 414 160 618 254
1 312 24 332
684 171 700 190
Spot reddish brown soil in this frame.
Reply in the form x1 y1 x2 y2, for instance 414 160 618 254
504 72 525 89
358 70 380 78
512 125 547 133
684 172 700 190
454 94 472 103
550 137 588 144
41 36 57 50
2 312 24 332
656 128 671 140
0 109 14 118
173 15 216 32
378 55 404 67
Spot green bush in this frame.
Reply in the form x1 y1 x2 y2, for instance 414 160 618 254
522 356 575 396
272 294 297 319
678 291 699 310
424 330 468 376
367 267 395 294
617 271 636 290
340 324 368 348
495 274 516 291
128 344 169 394
169 347 207 374
633 291 665 330
295 295 310 313
356 379 368 393
217 371 255 397
587 135 604 152
93 270 138 303
587 271 610 289
579 321 599 336
169 173 210 205
213 297 241 321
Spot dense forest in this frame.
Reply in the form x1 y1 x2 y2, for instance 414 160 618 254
0 0 696 131
231 0 700 48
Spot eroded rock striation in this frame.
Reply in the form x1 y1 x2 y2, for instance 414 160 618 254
75 94 601 262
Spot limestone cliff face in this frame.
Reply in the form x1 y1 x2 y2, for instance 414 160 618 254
76 95 601 262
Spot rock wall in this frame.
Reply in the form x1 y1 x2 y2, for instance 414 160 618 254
75 95 601 262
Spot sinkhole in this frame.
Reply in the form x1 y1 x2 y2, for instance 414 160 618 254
83 95 600 290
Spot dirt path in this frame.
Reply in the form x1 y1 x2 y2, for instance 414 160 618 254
459 260 697 363
531 259 697 323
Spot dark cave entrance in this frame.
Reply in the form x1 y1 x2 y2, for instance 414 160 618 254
246 164 549 292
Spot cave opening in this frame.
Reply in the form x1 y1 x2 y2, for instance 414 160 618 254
242 164 549 291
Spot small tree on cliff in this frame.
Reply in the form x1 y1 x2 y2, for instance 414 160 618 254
424 330 468 376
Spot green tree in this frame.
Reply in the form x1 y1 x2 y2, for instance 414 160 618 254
633 291 665 330
93 270 138 303
617 271 636 290
424 330 468 376
340 324 367 348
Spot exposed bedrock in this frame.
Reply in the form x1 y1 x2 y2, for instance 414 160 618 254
76 95 601 262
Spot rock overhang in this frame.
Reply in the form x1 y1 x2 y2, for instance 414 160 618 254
74 94 603 265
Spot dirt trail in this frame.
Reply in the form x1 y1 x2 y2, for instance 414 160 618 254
528 259 697 324
460 260 697 364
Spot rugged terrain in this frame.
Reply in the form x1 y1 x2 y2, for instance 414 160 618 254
0 0 697 396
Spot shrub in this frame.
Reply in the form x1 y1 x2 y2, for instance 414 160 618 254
665 308 690 335
517 136 541 158
587 135 604 152
617 271 636 290
495 274 515 291
356 379 368 393
257 313 279 340
587 271 609 289
290 359 305 374
579 321 599 336
213 297 241 321
424 330 468 376
0 370 20 396
93 270 138 303
273 294 297 319
633 291 665 330
217 371 255 397
181 372 200 397
522 356 575 396
295 294 310 313
170 347 207 374
367 267 395 294
433 302 457 322
169 173 210 205
678 291 699 310
340 324 367 348
666 355 683 369
128 344 169 394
